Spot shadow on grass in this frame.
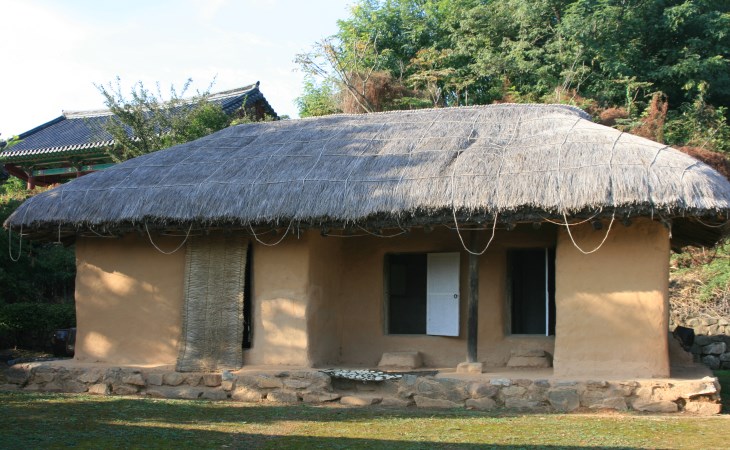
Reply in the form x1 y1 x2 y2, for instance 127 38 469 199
0 391 716 449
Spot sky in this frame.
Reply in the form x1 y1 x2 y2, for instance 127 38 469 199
0 0 353 138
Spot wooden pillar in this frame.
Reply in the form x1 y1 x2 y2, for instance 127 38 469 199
26 174 35 190
467 231 479 363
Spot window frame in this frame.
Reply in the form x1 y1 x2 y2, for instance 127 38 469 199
506 247 556 337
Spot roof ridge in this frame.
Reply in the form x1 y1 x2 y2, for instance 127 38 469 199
61 82 261 119
290 103 592 122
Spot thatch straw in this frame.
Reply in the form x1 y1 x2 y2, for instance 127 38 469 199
176 235 246 372
5 104 730 246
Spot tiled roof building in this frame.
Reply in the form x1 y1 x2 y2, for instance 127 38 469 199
1 82 276 188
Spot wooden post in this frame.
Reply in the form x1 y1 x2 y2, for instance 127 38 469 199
26 174 35 190
467 230 479 363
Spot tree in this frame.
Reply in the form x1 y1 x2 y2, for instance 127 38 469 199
296 76 342 118
96 77 232 162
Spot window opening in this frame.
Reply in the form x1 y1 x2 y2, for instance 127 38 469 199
509 248 555 336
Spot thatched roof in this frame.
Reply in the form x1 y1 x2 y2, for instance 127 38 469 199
6 104 730 247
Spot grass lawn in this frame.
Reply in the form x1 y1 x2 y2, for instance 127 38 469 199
1 391 730 449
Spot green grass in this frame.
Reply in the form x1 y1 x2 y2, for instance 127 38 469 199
1 392 730 449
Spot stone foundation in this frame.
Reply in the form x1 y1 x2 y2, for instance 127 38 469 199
673 317 730 370
0 363 722 415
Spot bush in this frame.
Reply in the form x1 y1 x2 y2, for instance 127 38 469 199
0 303 76 350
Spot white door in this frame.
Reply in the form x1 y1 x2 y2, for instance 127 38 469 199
426 252 460 336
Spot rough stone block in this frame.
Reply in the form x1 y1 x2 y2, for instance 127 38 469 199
42 381 65 392
78 370 103 384
221 380 236 391
302 392 341 403
201 390 228 401
341 395 381 406
548 389 580 412
33 372 56 384
63 381 88 393
413 395 461 409
631 399 678 413
163 372 185 386
694 335 712 346
146 373 163 386
378 351 423 369
703 342 726 355
88 383 111 395
467 382 498 399
466 397 497 410
380 397 413 407
256 376 283 389
702 355 721 370
684 401 722 415
203 374 222 387
590 397 628 411
186 374 203 386
231 387 265 402
456 362 483 374
722 361 730 370
122 373 146 386
221 370 236 381
284 379 311 390
490 378 511 387
433 379 470 402
176 388 205 400
6 368 30 385
505 398 541 410
113 384 139 396
266 391 299 403
683 381 718 399
719 353 730 362
502 385 527 397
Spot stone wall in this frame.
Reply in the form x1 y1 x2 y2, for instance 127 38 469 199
0 363 722 415
673 317 730 370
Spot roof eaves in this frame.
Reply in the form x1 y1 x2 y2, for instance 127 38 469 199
0 141 115 162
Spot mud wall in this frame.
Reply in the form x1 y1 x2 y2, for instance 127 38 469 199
335 226 558 368
74 234 186 365
244 235 311 366
553 218 670 378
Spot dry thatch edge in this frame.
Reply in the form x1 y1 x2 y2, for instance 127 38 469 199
4 103 730 249
257 102 592 122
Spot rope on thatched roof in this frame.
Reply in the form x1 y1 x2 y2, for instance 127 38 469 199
4 104 730 250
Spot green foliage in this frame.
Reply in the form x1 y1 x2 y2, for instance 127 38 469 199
0 188 76 306
696 242 730 302
299 0 730 133
296 77 342 117
665 86 730 153
97 77 232 162
0 303 75 333
0 176 26 196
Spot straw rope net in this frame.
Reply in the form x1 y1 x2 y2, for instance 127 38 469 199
5 104 730 247
176 235 247 372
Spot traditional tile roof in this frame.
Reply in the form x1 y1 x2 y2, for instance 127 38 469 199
0 82 276 164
